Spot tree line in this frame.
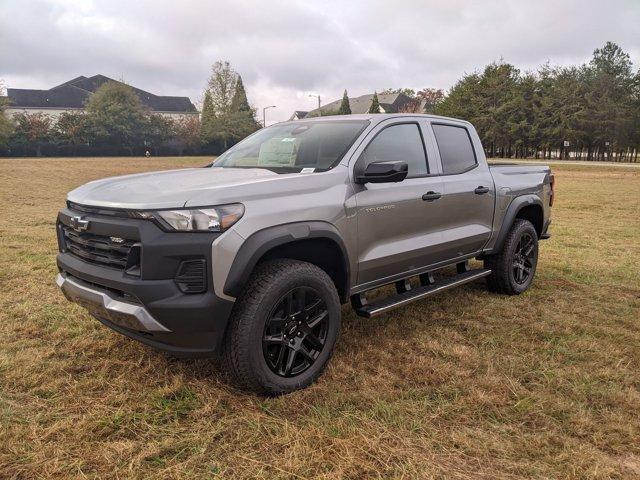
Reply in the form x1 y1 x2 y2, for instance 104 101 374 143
338 42 639 162
2 42 638 161
0 83 202 157
436 42 639 161
0 61 260 157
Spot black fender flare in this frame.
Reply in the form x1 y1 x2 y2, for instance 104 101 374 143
488 194 543 254
224 221 350 298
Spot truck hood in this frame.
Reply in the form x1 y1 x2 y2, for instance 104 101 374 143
67 167 280 210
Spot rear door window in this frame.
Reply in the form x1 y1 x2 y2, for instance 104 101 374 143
432 124 477 175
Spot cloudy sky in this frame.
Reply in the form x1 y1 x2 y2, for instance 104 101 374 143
1 0 639 123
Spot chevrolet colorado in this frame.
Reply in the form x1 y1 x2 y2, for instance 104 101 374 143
56 114 553 394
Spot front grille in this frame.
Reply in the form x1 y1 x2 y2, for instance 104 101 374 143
62 225 136 270
67 201 132 217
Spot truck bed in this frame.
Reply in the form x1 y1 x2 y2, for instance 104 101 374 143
489 163 551 190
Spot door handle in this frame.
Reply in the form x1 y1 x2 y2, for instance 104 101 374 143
422 191 442 202
474 186 490 195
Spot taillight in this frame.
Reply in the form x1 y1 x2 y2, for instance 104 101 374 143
549 174 555 206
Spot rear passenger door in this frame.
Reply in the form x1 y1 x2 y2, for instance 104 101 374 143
429 122 495 258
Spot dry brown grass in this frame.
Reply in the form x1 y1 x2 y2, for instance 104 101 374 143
0 157 639 479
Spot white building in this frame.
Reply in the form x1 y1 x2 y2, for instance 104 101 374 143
4 74 198 120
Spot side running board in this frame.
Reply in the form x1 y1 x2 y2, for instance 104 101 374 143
352 268 491 318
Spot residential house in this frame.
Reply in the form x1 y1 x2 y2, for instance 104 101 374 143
300 92 417 118
288 110 309 120
3 74 198 120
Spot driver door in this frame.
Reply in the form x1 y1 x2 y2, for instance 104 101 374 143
353 120 447 287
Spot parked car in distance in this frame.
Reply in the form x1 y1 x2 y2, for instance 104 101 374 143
56 114 553 394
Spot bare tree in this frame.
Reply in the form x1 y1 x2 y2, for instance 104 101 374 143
398 99 423 113
206 61 237 116
416 88 445 113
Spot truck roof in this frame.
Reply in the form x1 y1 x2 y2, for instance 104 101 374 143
282 113 472 126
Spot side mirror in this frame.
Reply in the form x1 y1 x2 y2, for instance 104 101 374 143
356 161 408 184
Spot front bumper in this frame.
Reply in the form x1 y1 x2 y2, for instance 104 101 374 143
56 205 235 356
57 272 169 332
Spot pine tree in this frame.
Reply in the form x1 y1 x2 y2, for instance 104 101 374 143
587 42 636 160
230 76 252 113
338 90 352 115
200 89 216 143
368 92 381 114
228 75 260 142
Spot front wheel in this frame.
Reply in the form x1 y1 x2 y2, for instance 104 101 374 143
484 219 539 295
222 259 341 395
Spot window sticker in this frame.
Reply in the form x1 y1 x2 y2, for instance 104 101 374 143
300 167 315 173
258 137 299 166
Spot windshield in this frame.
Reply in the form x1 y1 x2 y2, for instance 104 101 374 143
212 120 369 173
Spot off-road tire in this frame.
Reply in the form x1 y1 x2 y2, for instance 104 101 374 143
484 219 539 295
222 259 341 395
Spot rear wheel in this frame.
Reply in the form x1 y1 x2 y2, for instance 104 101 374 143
484 219 538 295
222 259 341 395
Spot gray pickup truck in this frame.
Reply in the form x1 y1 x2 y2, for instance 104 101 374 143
56 114 553 394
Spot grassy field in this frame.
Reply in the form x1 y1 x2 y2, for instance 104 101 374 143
0 157 639 479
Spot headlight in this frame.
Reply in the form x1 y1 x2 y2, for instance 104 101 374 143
136 204 244 232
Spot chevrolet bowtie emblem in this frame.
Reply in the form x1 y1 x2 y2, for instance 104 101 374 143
69 215 90 232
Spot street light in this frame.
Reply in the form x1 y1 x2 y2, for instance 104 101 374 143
308 94 321 116
262 105 276 127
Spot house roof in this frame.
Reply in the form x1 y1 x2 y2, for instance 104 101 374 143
6 74 197 113
304 92 414 117
288 110 308 120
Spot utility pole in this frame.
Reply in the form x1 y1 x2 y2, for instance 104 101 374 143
262 105 276 127
308 94 321 116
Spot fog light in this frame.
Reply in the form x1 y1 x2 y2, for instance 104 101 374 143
175 259 207 293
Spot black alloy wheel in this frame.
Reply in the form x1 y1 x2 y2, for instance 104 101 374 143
262 287 329 377
222 259 341 395
512 232 536 285
484 218 539 295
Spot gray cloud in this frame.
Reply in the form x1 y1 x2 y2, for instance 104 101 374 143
1 0 639 123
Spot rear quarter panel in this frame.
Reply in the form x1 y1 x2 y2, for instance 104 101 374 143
485 164 552 251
